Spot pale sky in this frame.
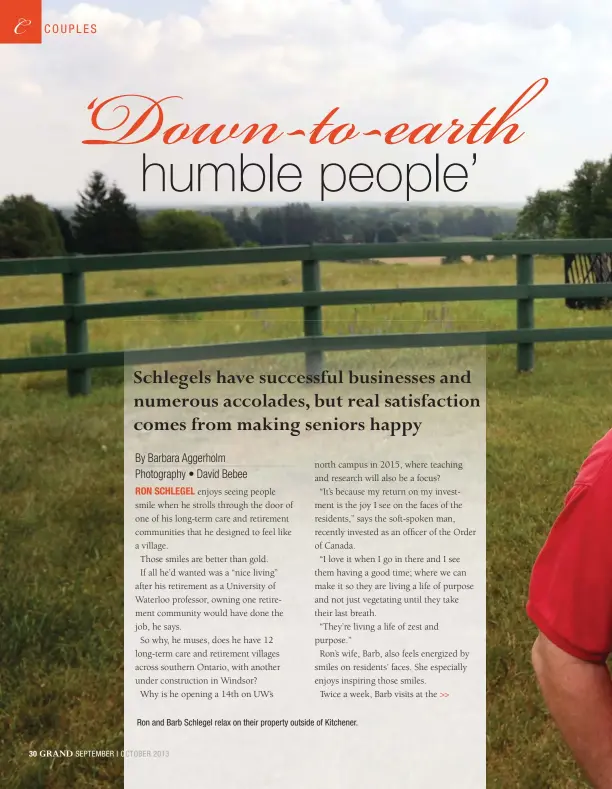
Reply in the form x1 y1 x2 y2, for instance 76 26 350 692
1 0 610 206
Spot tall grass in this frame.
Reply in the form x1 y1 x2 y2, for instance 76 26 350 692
1 256 610 787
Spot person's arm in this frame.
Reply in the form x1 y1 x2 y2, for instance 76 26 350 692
532 633 612 788
527 454 612 785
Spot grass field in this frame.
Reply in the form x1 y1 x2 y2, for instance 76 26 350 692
1 255 611 787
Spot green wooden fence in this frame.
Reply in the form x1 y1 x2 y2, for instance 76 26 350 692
1 239 612 396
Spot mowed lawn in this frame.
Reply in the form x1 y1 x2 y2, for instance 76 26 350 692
1 255 611 788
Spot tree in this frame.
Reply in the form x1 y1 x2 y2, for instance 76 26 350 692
316 209 343 242
236 207 261 244
376 225 398 243
417 219 437 236
71 171 107 253
52 209 76 254
72 171 144 254
143 210 233 252
257 208 285 246
0 195 65 258
516 189 566 238
563 160 606 238
588 156 612 238
103 185 144 254
281 203 319 244
214 207 261 246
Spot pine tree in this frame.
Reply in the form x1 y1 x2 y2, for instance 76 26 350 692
72 171 143 254
103 185 144 254
72 171 108 254
237 207 261 245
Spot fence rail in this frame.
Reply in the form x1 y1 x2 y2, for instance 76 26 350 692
1 239 612 396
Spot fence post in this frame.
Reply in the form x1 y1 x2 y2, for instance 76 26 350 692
62 266 91 396
301 254 324 376
516 253 535 373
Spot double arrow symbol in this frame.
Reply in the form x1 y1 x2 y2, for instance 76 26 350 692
440 692 450 698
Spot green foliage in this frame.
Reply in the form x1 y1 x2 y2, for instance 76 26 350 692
0 195 65 258
71 171 107 254
589 155 612 237
103 186 145 254
206 203 515 246
563 160 606 238
521 158 612 240
52 209 76 254
143 210 233 252
516 189 566 238
417 219 436 236
72 171 144 255
376 225 398 243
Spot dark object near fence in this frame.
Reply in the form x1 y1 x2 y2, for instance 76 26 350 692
564 253 612 309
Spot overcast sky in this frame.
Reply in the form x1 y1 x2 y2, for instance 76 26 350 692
0 0 610 207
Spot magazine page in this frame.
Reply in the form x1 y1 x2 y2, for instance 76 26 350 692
1 2 610 788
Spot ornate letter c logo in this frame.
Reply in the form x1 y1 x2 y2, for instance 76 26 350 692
14 18 32 35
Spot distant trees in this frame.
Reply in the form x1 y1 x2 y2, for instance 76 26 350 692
217 203 338 246
143 210 233 252
376 226 398 243
0 168 526 261
0 195 65 258
209 203 515 245
417 219 436 236
209 207 261 246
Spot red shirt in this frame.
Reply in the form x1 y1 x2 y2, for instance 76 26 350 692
527 428 612 663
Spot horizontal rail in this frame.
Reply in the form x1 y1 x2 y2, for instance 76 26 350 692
4 283 612 325
0 245 313 277
2 239 612 276
3 325 612 375
2 244 611 392
318 239 612 260
0 245 311 277
0 304 71 325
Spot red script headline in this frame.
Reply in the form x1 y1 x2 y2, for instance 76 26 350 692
82 78 548 147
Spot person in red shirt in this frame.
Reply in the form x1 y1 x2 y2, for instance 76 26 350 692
527 428 612 787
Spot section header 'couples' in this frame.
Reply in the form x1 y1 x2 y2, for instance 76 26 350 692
0 0 96 43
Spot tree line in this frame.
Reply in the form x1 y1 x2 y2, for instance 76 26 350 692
0 172 232 259
204 203 513 245
516 157 612 239
0 170 518 259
